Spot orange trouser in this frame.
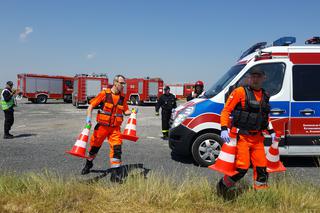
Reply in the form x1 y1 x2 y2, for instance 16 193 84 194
235 134 267 169
88 124 123 168
224 133 268 189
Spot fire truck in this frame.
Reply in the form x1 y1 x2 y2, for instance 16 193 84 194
123 77 164 105
166 83 195 99
17 74 74 104
72 74 108 108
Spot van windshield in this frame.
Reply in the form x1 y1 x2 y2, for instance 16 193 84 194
204 64 246 98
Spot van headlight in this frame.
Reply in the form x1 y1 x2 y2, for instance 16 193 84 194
171 106 195 128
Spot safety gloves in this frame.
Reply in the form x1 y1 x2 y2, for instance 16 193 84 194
131 108 138 114
220 130 230 143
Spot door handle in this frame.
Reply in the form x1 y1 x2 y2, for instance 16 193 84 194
270 108 286 115
299 108 315 116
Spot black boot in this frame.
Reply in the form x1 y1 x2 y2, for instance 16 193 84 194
3 134 14 139
110 167 123 183
216 178 237 200
81 160 93 175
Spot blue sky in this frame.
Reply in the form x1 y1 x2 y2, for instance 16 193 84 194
1 0 319 88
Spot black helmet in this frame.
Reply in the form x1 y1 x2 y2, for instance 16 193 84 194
6 81 13 87
164 86 170 91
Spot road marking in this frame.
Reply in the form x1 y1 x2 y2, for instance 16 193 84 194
16 125 26 129
146 136 156 139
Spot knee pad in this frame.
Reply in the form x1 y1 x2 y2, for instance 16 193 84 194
113 145 122 159
256 167 268 182
230 168 248 182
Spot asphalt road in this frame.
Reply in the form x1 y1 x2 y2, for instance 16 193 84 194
0 99 319 185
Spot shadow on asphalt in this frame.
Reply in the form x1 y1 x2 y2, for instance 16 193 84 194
282 157 320 167
82 163 151 184
14 133 37 138
170 151 197 166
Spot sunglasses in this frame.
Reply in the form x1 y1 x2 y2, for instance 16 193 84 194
118 81 126 85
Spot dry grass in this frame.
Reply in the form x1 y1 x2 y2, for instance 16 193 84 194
0 171 319 213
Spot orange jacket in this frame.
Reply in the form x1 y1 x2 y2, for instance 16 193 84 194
220 87 263 129
90 88 128 127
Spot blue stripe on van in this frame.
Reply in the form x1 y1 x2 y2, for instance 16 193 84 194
191 100 224 117
190 100 290 118
270 101 290 117
291 102 320 117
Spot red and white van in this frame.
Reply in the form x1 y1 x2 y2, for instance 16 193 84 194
169 37 320 166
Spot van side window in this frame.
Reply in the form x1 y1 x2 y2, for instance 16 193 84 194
237 63 286 96
293 65 320 101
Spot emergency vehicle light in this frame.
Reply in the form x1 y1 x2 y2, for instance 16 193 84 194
239 42 267 60
305 37 320 44
273 37 296 46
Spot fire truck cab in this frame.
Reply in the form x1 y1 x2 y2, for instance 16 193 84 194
72 74 108 108
123 77 163 105
169 37 320 166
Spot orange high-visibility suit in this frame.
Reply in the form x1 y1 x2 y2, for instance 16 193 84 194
88 88 128 168
220 86 273 189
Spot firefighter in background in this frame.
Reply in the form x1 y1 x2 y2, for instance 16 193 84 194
217 67 276 195
81 75 132 183
155 86 177 139
186 80 205 101
1 81 16 139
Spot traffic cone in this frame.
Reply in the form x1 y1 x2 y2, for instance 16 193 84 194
209 128 239 176
66 123 91 158
121 109 139 142
266 132 286 173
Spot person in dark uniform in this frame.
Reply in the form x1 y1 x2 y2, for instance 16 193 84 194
155 86 177 139
186 80 205 101
1 81 16 139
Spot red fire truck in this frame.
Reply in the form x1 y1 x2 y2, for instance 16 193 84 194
166 83 194 99
72 74 109 108
124 77 164 105
17 73 74 104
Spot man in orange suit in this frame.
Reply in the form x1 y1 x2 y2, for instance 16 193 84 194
218 67 276 196
81 75 131 183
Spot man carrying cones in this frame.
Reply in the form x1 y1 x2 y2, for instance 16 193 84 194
81 75 132 182
217 66 276 196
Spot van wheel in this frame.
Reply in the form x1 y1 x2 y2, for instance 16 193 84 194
36 95 47 104
191 133 223 167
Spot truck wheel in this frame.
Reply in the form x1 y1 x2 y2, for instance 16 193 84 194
130 96 137 105
191 133 223 167
36 95 48 104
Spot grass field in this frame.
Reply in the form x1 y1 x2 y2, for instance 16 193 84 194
0 171 319 213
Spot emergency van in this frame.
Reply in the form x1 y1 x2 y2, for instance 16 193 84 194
169 37 320 166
